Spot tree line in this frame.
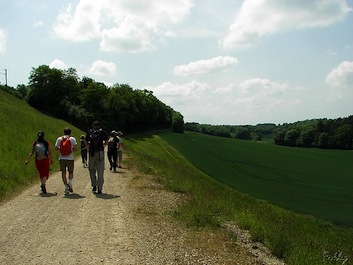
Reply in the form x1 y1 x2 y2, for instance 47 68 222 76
1 65 184 134
274 117 353 150
184 122 277 141
185 117 353 150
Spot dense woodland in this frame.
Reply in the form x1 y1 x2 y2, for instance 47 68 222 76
1 65 184 134
185 116 353 150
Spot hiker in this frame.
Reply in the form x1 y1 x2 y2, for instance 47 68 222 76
25 130 53 194
107 130 119 172
55 127 78 194
116 131 125 168
86 120 108 194
80 135 88 167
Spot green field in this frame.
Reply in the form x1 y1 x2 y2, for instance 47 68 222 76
160 132 353 227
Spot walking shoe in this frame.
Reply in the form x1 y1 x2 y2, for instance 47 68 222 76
41 184 47 194
92 186 97 192
65 184 70 194
68 183 73 193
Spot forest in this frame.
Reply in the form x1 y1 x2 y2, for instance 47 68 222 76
185 116 353 150
1 65 184 134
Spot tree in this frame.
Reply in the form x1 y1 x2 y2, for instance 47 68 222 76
284 129 299 146
235 127 251 140
171 112 184 133
335 124 353 149
297 128 315 147
27 65 65 115
79 82 109 127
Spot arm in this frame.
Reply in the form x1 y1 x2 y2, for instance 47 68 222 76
47 145 54 165
73 144 78 152
24 146 34 165
54 137 61 152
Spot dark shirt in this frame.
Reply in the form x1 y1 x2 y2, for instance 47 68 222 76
86 128 108 154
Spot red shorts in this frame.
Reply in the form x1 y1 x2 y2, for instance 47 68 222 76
35 157 50 179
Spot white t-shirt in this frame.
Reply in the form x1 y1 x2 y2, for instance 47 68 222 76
55 135 77 160
117 137 123 151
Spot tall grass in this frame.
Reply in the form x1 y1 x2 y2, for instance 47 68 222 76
0 90 84 200
125 132 353 265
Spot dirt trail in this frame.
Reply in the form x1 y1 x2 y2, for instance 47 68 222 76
0 154 284 264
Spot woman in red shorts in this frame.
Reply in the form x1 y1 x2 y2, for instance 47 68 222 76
25 130 53 194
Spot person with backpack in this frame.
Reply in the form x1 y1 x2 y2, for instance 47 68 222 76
86 120 108 194
25 130 53 194
107 130 119 172
55 127 78 195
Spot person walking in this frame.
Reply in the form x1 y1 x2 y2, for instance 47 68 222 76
86 120 107 194
55 127 78 194
116 131 125 169
107 130 119 172
80 135 88 167
25 130 53 194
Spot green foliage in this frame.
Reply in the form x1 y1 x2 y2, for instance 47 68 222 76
126 131 353 264
0 90 84 200
185 122 274 140
25 66 175 133
274 117 353 149
171 111 184 133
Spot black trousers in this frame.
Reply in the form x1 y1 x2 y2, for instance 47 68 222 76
107 147 117 170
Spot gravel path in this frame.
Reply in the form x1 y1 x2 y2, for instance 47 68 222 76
0 154 285 264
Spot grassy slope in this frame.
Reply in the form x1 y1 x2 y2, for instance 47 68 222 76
126 132 353 265
0 90 85 200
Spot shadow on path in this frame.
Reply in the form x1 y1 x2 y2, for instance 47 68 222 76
63 193 86 199
94 192 120 200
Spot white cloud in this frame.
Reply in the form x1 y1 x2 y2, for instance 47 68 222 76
144 77 299 124
49 59 67 69
221 0 352 49
145 80 210 105
238 78 289 96
89 60 117 76
32 20 44 28
0 28 7 53
100 16 155 53
214 83 236 94
53 0 193 52
325 61 353 86
173 56 239 76
53 2 102 42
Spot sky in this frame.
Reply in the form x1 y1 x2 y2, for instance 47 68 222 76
0 0 352 125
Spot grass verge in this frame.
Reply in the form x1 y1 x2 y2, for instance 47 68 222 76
125 131 353 265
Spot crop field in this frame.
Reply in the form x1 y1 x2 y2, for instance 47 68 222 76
160 132 353 227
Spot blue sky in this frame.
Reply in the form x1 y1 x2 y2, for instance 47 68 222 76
0 0 352 125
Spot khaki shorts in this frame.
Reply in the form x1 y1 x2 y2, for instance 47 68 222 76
59 159 74 172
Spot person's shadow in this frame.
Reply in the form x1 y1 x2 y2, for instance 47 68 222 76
94 192 120 199
39 192 58 197
64 193 86 199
